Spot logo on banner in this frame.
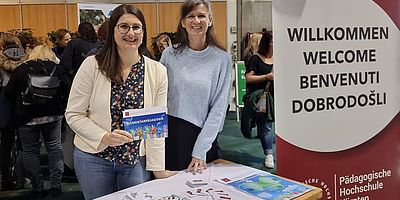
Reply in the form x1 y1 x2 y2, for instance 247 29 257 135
304 178 333 200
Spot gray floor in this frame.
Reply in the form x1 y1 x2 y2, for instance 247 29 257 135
0 111 275 199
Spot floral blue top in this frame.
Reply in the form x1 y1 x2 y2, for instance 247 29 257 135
95 57 145 165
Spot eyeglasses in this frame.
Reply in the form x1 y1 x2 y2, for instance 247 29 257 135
116 24 144 34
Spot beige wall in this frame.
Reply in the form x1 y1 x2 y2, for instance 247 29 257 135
0 2 227 51
132 3 158 49
0 5 21 31
22 4 68 41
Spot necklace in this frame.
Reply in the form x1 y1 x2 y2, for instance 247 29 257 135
258 54 273 64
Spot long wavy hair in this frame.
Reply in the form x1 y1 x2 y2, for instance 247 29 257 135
95 4 147 84
174 0 224 54
243 32 262 58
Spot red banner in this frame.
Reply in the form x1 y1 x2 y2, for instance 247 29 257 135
273 0 400 199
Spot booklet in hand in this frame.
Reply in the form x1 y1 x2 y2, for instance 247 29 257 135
123 107 168 140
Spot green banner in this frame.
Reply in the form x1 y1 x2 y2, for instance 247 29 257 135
235 61 246 107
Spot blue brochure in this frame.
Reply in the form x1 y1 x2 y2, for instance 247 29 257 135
227 173 313 200
123 107 168 140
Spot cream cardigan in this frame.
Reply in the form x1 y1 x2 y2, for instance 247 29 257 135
65 55 167 171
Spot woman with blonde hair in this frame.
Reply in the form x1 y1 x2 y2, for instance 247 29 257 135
243 32 263 66
28 44 57 61
5 44 70 198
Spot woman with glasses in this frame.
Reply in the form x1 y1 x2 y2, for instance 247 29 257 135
65 4 176 199
160 0 232 174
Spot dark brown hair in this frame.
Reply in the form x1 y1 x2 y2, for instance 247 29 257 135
95 4 147 84
97 20 109 42
78 22 97 43
257 31 273 56
0 33 22 50
174 0 224 54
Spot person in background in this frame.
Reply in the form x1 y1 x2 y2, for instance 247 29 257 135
5 44 69 199
97 20 109 43
0 33 28 191
59 22 98 183
244 31 275 169
160 0 232 173
65 4 176 199
60 22 98 81
86 20 109 57
240 32 263 139
17 34 35 53
52 29 71 61
243 32 262 66
51 29 74 181
153 34 172 61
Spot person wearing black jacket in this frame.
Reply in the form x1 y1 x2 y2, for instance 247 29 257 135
60 22 99 81
0 33 28 191
52 29 71 61
5 44 70 199
59 22 99 183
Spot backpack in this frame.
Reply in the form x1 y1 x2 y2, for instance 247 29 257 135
22 61 61 106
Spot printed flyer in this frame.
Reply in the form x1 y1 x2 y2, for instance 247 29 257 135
123 107 168 140
226 173 313 200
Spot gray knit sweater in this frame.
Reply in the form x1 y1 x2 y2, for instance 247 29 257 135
160 45 232 160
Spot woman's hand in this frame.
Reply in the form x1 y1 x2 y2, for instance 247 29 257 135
101 130 133 147
246 71 274 83
265 72 274 80
186 157 207 175
153 170 178 179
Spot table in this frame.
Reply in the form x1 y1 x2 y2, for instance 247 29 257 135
97 160 322 200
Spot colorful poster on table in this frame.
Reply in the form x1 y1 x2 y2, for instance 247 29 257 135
273 0 399 199
226 173 313 200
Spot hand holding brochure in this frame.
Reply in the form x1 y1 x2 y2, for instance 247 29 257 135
123 107 168 140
